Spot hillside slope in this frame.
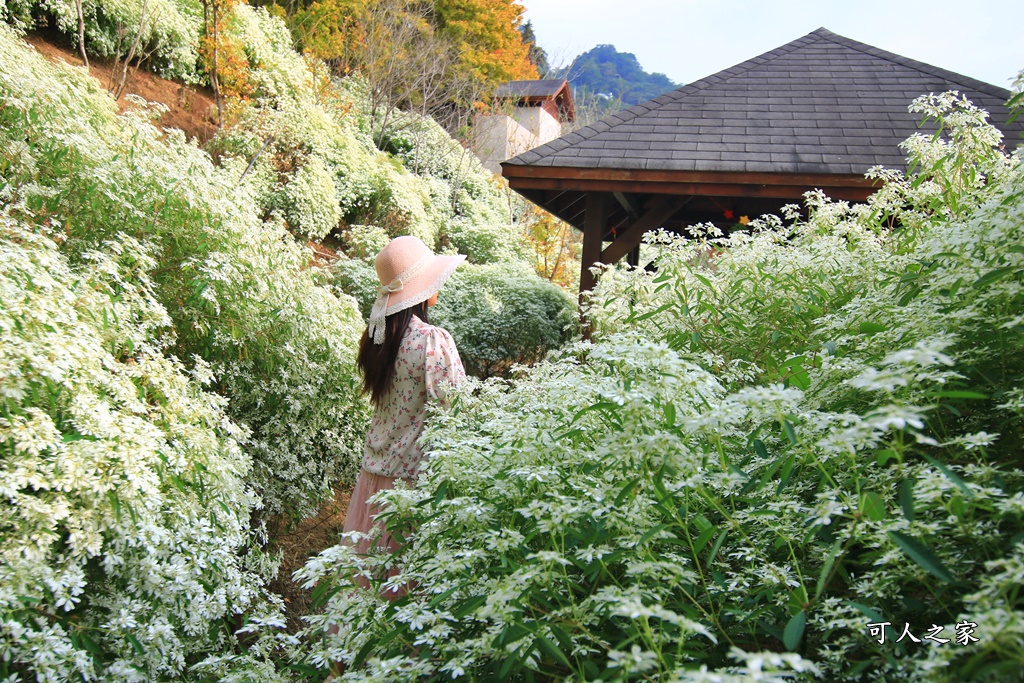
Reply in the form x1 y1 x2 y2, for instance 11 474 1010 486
24 30 218 143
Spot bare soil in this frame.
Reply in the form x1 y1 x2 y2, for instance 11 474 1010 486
23 28 219 144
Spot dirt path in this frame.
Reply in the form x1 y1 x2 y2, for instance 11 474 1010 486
267 487 353 633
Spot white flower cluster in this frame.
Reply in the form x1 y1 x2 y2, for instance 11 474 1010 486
0 214 288 680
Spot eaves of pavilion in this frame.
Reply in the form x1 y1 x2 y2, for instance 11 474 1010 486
501 28 1023 293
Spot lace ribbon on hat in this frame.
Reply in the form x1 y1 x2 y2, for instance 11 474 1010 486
368 252 433 345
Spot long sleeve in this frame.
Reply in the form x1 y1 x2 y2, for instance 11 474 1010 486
424 327 465 403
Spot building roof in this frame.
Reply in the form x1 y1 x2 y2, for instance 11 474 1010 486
504 28 1022 176
494 79 576 122
495 79 569 99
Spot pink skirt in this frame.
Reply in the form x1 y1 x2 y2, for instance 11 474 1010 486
341 468 413 599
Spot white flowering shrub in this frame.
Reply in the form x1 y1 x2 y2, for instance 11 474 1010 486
0 212 293 681
0 26 369 520
441 219 529 265
340 224 391 262
329 256 380 320
229 4 312 103
431 263 577 378
4 0 202 81
378 111 533 264
282 155 342 241
297 95 1024 681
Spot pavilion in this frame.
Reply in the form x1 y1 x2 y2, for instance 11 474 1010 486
501 28 1024 293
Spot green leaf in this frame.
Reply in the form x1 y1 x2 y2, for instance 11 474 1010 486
452 595 486 618
860 491 886 521
783 611 806 651
432 479 449 506
875 449 899 466
126 633 145 656
928 390 989 400
498 648 522 679
630 302 673 322
972 266 1017 289
614 477 643 506
848 601 883 623
888 531 955 583
692 525 717 553
782 420 798 445
535 635 571 667
776 454 796 494
899 478 916 522
815 540 843 599
62 432 98 443
752 438 769 460
707 529 727 566
495 623 532 647
79 631 103 658
427 585 460 608
780 357 810 390
858 321 888 335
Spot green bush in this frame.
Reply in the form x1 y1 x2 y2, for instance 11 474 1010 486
329 256 379 320
281 155 342 240
423 262 578 378
298 94 1024 681
441 219 528 265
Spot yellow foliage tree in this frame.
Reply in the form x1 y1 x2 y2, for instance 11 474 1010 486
521 204 581 292
291 0 537 107
433 0 538 87
201 0 254 120
289 0 369 72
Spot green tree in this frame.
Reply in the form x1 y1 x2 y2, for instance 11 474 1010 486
557 43 677 107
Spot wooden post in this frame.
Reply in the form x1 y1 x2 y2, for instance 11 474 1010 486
580 192 608 296
580 193 608 337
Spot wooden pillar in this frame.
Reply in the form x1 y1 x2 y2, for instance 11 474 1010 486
580 192 609 297
580 192 608 337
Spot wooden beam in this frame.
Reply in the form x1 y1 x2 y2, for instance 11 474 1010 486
509 176 874 202
613 191 640 220
601 196 689 265
503 164 875 189
580 192 609 295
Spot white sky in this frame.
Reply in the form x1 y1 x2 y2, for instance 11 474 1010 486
520 0 1024 91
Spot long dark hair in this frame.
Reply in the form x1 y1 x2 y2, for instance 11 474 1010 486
357 301 429 407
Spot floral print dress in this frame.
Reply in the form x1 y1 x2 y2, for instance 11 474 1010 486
361 314 465 479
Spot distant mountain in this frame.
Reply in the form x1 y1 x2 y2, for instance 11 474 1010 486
553 44 679 108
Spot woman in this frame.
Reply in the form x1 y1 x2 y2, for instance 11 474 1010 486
343 235 466 595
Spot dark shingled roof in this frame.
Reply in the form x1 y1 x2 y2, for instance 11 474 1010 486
504 28 1023 176
495 79 569 99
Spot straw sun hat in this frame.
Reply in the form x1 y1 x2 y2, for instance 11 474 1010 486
367 236 465 344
